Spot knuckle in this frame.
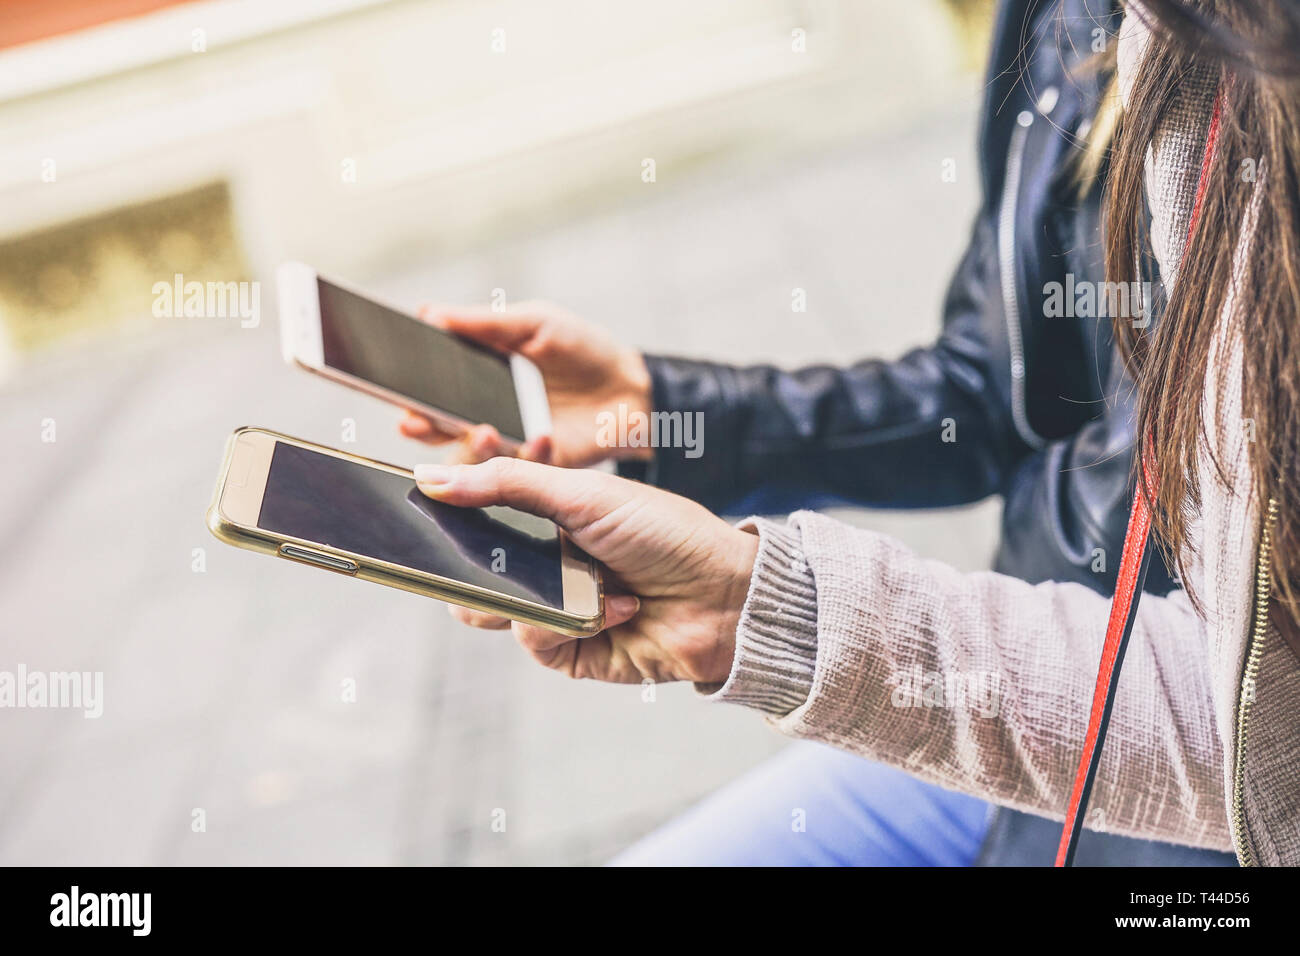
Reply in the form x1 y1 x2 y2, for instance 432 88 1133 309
448 443 478 465
486 454 522 488
675 640 713 680
512 623 546 651
526 323 564 359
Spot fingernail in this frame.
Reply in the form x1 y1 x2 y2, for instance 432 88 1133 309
414 464 454 485
608 593 641 619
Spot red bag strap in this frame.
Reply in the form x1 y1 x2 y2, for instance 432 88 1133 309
1054 90 1225 867
1054 484 1154 865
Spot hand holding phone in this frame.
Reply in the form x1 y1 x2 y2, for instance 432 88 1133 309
397 302 655 469
277 263 654 469
207 428 605 636
412 456 759 685
278 263 551 451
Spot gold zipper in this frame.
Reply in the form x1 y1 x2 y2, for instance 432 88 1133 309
1230 496 1277 866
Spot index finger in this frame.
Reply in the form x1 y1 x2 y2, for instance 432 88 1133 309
418 305 544 353
399 410 463 445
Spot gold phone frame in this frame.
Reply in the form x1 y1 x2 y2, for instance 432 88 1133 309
206 427 604 637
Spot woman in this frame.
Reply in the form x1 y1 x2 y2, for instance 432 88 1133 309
411 0 1300 865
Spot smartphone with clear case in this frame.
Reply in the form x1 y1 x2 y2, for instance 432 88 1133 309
206 427 604 637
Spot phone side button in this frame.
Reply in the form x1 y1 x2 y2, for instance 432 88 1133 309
278 544 359 575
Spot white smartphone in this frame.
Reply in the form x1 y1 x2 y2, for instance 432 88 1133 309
208 427 604 637
277 262 550 449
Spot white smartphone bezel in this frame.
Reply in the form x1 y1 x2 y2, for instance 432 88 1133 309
276 262 551 448
213 428 602 628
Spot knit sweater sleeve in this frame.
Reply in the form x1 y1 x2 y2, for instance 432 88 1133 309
702 511 1231 852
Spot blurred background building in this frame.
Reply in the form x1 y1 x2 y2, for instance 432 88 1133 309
0 0 999 864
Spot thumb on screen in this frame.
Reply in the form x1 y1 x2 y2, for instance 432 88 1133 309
413 458 619 532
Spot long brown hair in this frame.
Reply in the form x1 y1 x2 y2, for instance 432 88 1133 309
1106 0 1300 610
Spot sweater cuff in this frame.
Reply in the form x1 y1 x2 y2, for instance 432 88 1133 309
697 516 818 716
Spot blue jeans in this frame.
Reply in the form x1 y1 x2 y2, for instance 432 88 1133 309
610 741 993 866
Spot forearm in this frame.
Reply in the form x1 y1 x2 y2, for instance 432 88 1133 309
705 512 1230 851
623 349 1024 515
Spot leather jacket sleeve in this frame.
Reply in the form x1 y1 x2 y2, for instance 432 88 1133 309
620 214 1033 516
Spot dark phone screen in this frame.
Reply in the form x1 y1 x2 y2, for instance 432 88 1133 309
257 441 565 609
317 278 527 442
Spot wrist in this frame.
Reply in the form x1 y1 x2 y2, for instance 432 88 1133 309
614 348 655 462
696 517 818 715
703 526 760 684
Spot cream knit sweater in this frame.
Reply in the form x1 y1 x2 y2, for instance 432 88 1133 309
705 13 1300 865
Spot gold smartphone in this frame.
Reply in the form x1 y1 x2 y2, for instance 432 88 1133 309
206 427 604 637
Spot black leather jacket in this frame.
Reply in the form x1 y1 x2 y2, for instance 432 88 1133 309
624 0 1234 865
626 0 1173 596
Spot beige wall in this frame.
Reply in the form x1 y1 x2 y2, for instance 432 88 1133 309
0 0 975 366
